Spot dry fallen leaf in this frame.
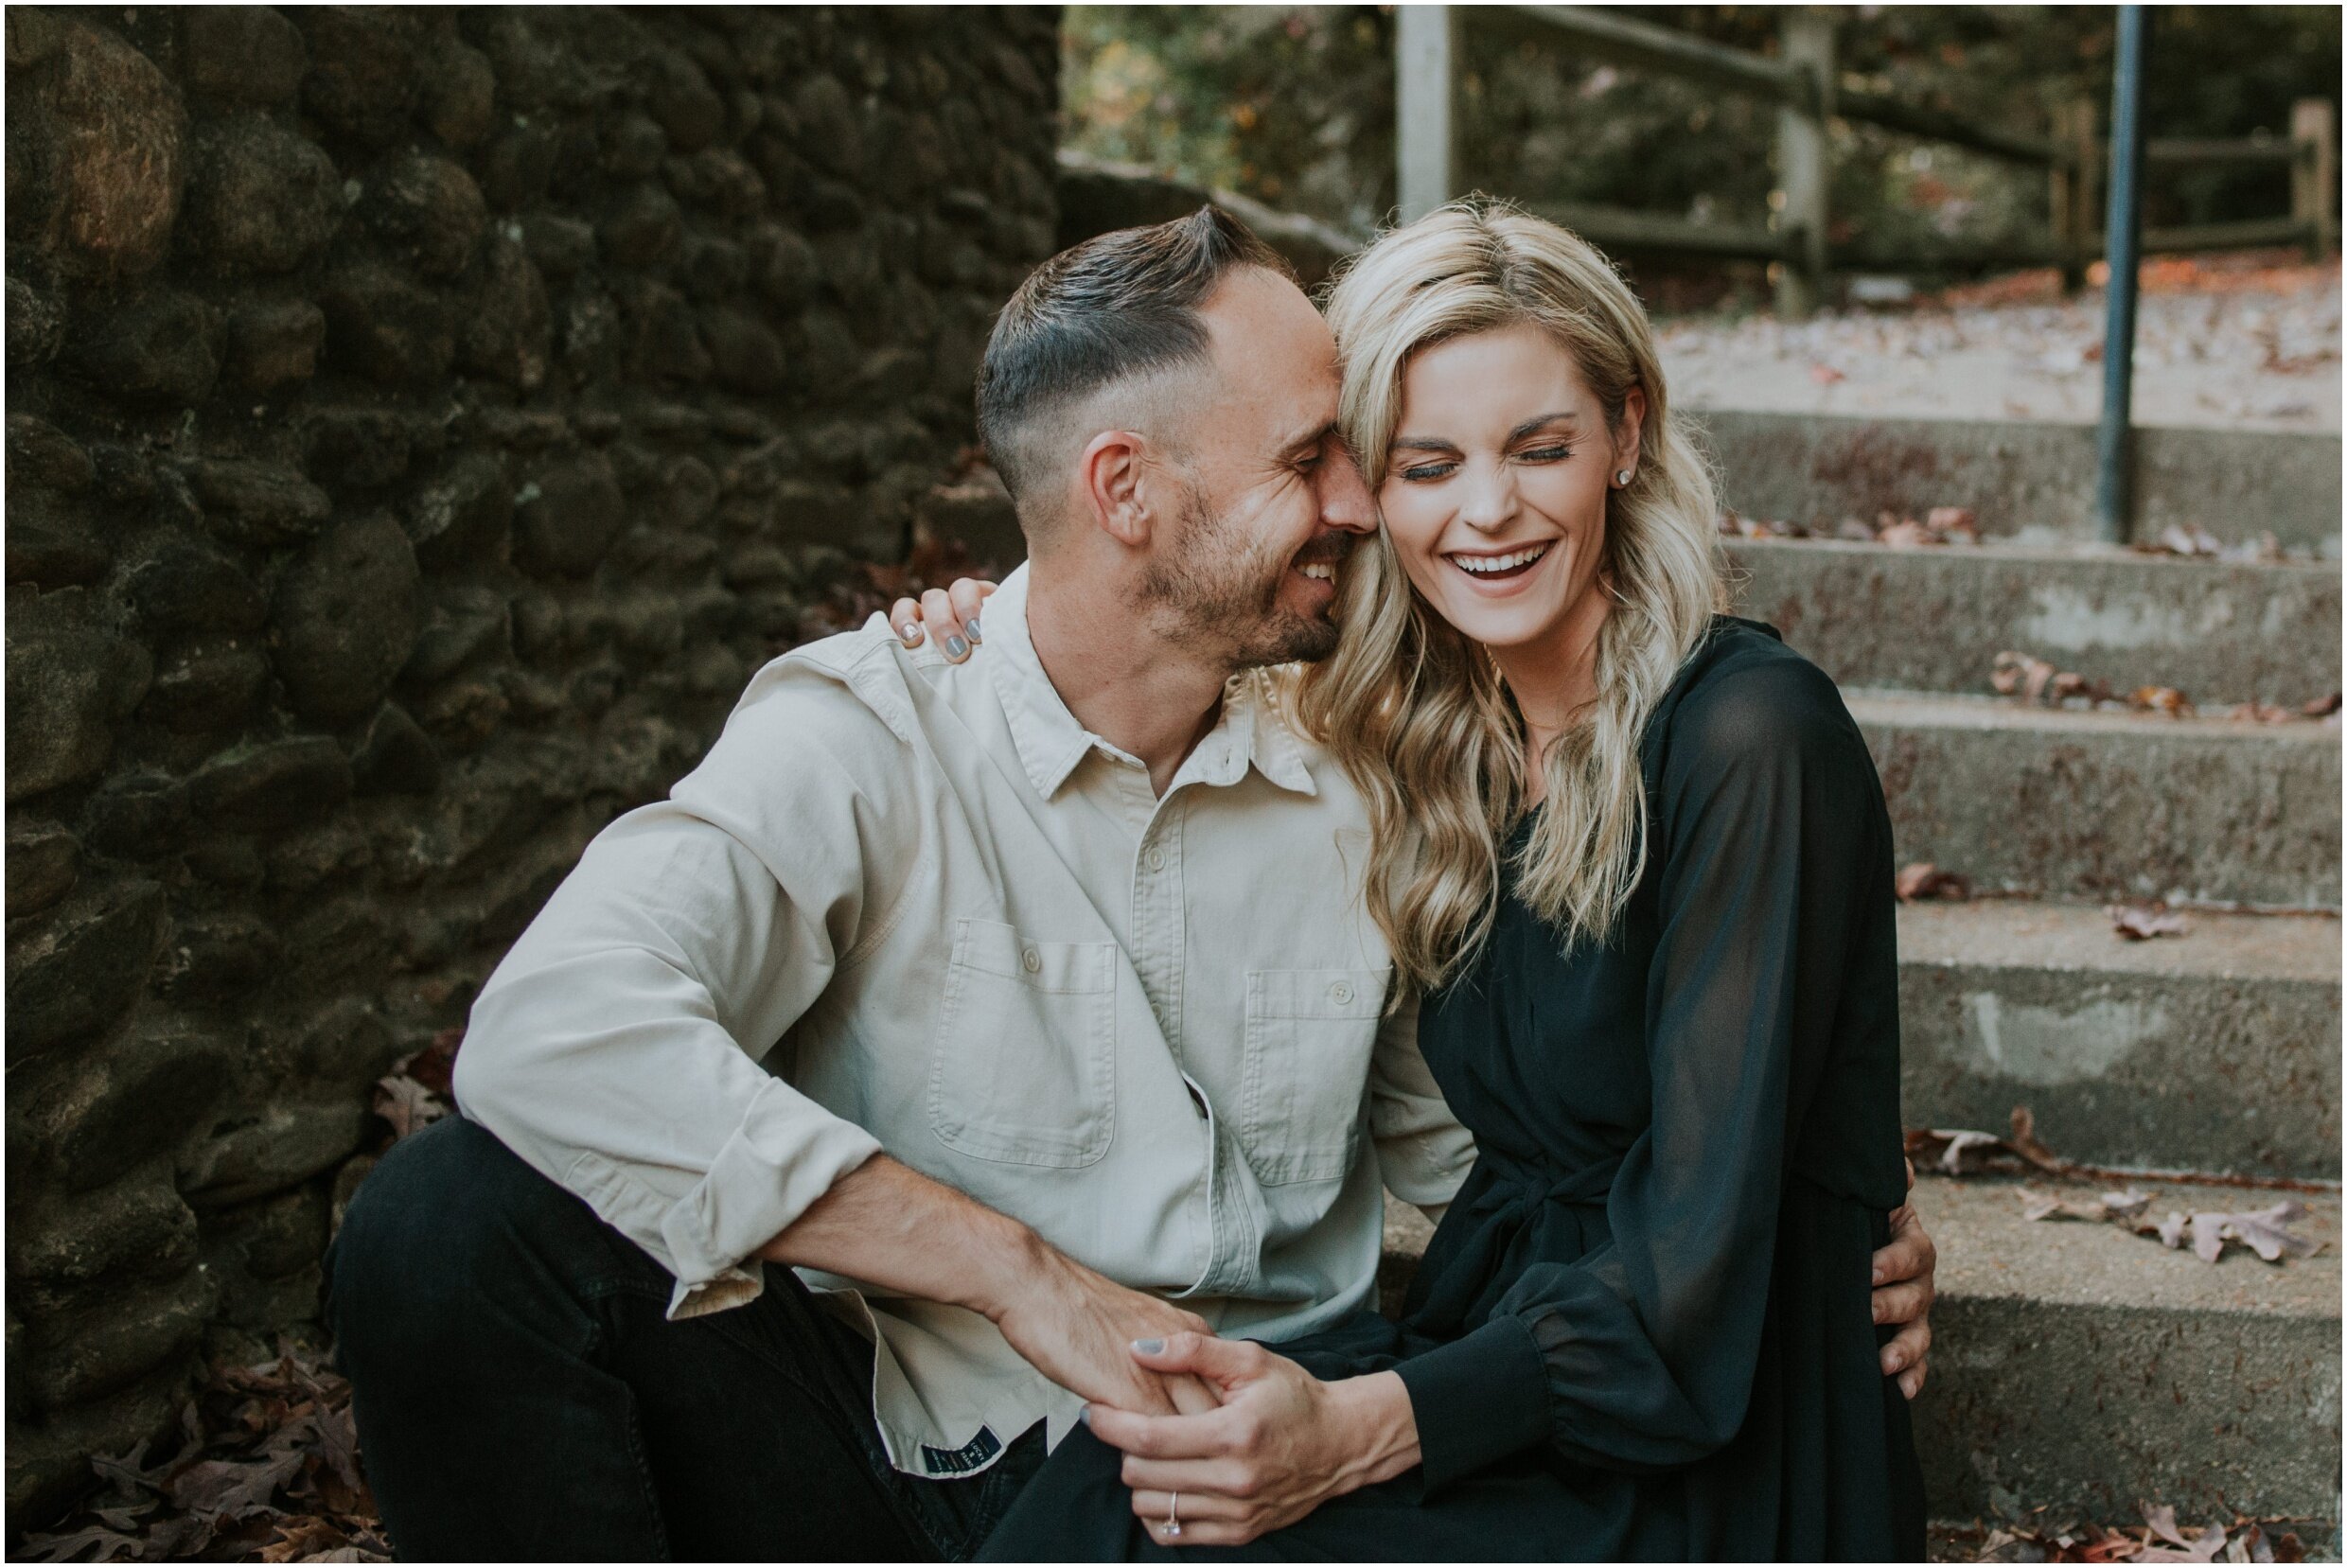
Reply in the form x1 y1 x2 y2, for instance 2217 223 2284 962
2021 1187 2153 1224
2218 1202 2319 1263
1878 519 1932 548
2148 1201 2318 1266
1943 1502 2308 1564
2230 702 2298 724
2109 902 2191 941
172 1449 306 1524
2003 1106 2071 1173
2131 685 2197 718
369 1074 446 1143
2141 522 2226 558
2139 1522 2231 1563
1906 1126 2007 1175
1896 861 1971 902
14 1523 145 1562
1906 1105 2076 1180
15 1340 392 1565
1991 649 2054 700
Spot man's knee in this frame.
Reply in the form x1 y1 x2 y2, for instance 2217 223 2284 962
327 1116 610 1353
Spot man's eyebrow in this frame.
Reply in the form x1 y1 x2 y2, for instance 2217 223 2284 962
1278 420 1338 459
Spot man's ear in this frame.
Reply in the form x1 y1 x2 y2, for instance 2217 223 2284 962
1076 430 1157 549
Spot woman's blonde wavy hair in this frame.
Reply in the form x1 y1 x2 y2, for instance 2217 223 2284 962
1295 198 1729 992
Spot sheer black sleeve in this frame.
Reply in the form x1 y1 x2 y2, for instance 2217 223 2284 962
1393 654 1892 1486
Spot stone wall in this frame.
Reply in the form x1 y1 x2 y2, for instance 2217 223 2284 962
4 5 1058 1524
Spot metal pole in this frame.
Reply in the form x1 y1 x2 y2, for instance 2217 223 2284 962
1396 7 1457 223
2093 7 2149 545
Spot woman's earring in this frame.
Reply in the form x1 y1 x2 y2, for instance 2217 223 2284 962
1615 468 1633 487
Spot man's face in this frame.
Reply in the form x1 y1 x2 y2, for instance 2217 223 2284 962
1137 268 1375 668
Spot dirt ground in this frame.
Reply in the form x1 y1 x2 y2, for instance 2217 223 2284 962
1656 254 2342 434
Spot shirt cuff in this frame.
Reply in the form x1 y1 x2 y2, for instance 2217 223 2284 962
1392 1313 1552 1492
655 1077 885 1319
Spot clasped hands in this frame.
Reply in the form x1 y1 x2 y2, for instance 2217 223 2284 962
985 1245 1416 1546
994 1188 1938 1549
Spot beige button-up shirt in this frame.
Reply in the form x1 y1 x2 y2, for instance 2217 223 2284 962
454 564 1474 1477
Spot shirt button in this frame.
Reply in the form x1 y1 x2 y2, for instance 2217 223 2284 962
1145 847 1166 872
1022 947 1041 974
1330 980 1354 1005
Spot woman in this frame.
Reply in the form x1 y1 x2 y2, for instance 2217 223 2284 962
912 201 1924 1560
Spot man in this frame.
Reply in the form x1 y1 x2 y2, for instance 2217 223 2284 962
328 208 1934 1559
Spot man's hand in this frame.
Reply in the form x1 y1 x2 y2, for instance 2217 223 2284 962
1871 1157 1936 1399
759 1154 1214 1416
988 1246 1221 1418
1085 1334 1419 1547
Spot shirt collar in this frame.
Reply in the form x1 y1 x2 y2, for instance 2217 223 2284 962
982 565 1319 802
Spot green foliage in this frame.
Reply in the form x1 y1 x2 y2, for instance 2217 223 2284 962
1063 6 2341 259
1062 7 1400 231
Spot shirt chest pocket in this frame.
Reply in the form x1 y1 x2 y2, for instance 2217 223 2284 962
928 918 1118 1169
1239 968 1386 1187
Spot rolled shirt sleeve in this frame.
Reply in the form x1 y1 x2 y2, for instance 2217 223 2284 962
451 654 913 1317
1368 993 1475 1223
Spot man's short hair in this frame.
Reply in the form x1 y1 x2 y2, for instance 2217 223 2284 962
977 206 1291 531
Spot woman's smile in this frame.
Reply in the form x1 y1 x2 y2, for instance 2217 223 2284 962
1443 538 1555 590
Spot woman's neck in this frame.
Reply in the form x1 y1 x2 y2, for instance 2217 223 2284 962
1488 582 1613 808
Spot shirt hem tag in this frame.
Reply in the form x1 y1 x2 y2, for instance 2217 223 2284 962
919 1425 1002 1476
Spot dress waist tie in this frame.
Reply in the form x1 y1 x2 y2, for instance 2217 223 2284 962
1403 1149 1626 1332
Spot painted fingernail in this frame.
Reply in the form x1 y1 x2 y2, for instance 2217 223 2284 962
1077 1407 1093 1427
945 635 968 659
964 616 982 643
1132 1338 1165 1355
898 622 924 647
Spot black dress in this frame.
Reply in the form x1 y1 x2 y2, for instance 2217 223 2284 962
979 619 1927 1562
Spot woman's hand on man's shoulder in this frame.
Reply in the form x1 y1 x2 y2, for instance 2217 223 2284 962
890 578 997 662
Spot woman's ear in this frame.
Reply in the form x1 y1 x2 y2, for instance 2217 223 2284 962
1613 385 1648 480
1077 430 1155 549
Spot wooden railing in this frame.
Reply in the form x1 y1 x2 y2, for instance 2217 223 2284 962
1395 5 2338 318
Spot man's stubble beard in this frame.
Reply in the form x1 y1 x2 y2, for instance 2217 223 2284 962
1136 485 1344 671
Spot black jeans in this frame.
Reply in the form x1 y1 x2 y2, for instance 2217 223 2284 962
326 1116 1044 1560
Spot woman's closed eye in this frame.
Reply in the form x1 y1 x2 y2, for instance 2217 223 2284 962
1397 443 1573 483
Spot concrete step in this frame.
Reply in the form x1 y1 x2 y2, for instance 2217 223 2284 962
1898 901 2341 1182
1728 537 2340 709
1848 691 2342 911
1911 1173 2340 1524
1700 409 2341 556
1384 1177 2341 1522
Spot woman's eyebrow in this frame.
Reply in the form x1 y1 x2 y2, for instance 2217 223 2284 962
1508 412 1580 443
1394 413 1580 453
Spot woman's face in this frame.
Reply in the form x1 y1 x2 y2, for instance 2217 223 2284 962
1375 324 1642 654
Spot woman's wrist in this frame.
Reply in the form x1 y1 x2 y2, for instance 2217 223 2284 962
1327 1370 1422 1490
